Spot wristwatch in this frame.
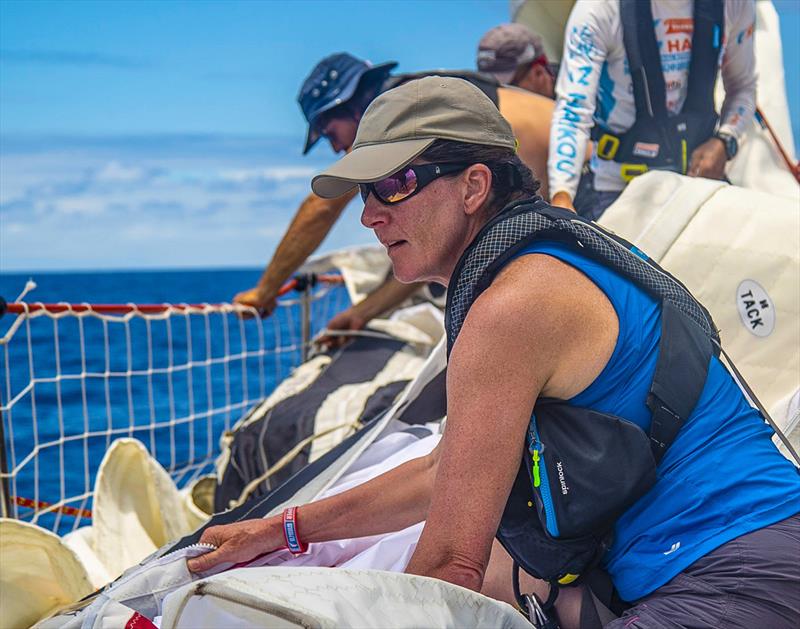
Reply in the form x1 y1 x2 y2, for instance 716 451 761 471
715 131 739 160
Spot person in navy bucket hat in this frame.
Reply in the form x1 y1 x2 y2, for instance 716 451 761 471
233 52 562 334
299 53 397 154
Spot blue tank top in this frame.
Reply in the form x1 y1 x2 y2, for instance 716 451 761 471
513 241 800 601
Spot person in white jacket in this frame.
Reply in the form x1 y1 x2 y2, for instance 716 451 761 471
548 0 756 220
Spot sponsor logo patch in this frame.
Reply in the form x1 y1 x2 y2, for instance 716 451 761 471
666 37 692 53
556 460 569 495
736 280 776 337
633 142 660 158
663 541 681 555
664 18 693 34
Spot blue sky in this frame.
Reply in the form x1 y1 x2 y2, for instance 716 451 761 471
1 0 798 272
0 0 511 137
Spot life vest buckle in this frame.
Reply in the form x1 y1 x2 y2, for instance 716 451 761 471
596 134 621 160
620 163 649 182
558 573 580 585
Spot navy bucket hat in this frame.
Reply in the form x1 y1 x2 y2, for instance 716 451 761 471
298 53 397 154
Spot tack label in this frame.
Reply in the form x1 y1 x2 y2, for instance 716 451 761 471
736 280 775 337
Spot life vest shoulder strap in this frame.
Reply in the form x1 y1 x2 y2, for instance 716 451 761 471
445 199 719 356
445 199 720 461
619 0 724 121
620 0 667 121
647 300 713 463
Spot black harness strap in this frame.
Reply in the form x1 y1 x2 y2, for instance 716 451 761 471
621 0 667 122
592 0 724 171
684 0 726 115
621 0 723 121
647 301 714 463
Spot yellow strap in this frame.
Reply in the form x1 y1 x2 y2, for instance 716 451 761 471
620 163 649 182
681 138 688 174
558 573 580 585
596 134 620 160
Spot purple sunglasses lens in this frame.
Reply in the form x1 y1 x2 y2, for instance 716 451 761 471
373 168 418 203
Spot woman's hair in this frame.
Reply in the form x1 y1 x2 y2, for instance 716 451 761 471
348 75 385 118
419 139 541 215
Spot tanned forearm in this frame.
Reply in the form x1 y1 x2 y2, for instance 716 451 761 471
255 189 356 298
351 276 427 321
297 448 438 543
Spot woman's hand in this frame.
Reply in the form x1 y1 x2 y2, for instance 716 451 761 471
187 516 284 573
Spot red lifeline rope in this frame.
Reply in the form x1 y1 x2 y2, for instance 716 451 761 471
755 107 800 184
1 273 344 315
13 495 92 519
1 272 344 519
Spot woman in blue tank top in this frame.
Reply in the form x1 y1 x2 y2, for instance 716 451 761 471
511 241 800 604
189 77 799 628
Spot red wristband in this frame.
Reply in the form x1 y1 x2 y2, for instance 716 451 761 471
282 506 308 555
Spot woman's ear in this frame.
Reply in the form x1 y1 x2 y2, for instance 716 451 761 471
462 164 493 216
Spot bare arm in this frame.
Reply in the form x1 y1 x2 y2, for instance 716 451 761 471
297 444 438 541
321 275 426 346
351 276 425 322
193 258 617 581
404 279 553 589
405 255 617 591
188 440 440 572
234 189 356 315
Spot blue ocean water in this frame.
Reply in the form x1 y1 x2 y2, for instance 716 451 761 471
0 269 350 533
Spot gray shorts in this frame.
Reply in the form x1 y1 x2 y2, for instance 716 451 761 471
605 512 800 628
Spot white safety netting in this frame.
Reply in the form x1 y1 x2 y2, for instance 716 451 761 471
0 280 349 534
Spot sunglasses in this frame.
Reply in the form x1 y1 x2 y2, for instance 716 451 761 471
510 54 554 85
359 162 472 205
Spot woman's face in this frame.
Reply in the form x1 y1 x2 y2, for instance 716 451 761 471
360 163 490 286
314 104 360 153
318 114 359 153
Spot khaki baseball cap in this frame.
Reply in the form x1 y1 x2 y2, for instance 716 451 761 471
311 76 516 199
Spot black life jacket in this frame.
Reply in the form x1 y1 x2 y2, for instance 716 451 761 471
445 198 720 592
591 0 724 181
383 70 500 107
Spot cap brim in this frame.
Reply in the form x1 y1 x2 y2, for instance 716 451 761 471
311 137 434 198
303 127 320 155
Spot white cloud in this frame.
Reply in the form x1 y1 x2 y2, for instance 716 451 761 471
1 135 358 270
52 196 109 215
93 160 161 183
220 166 316 183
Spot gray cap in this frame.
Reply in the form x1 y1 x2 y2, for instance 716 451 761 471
477 23 546 84
311 76 516 199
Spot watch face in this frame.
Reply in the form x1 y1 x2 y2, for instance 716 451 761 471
720 134 738 159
